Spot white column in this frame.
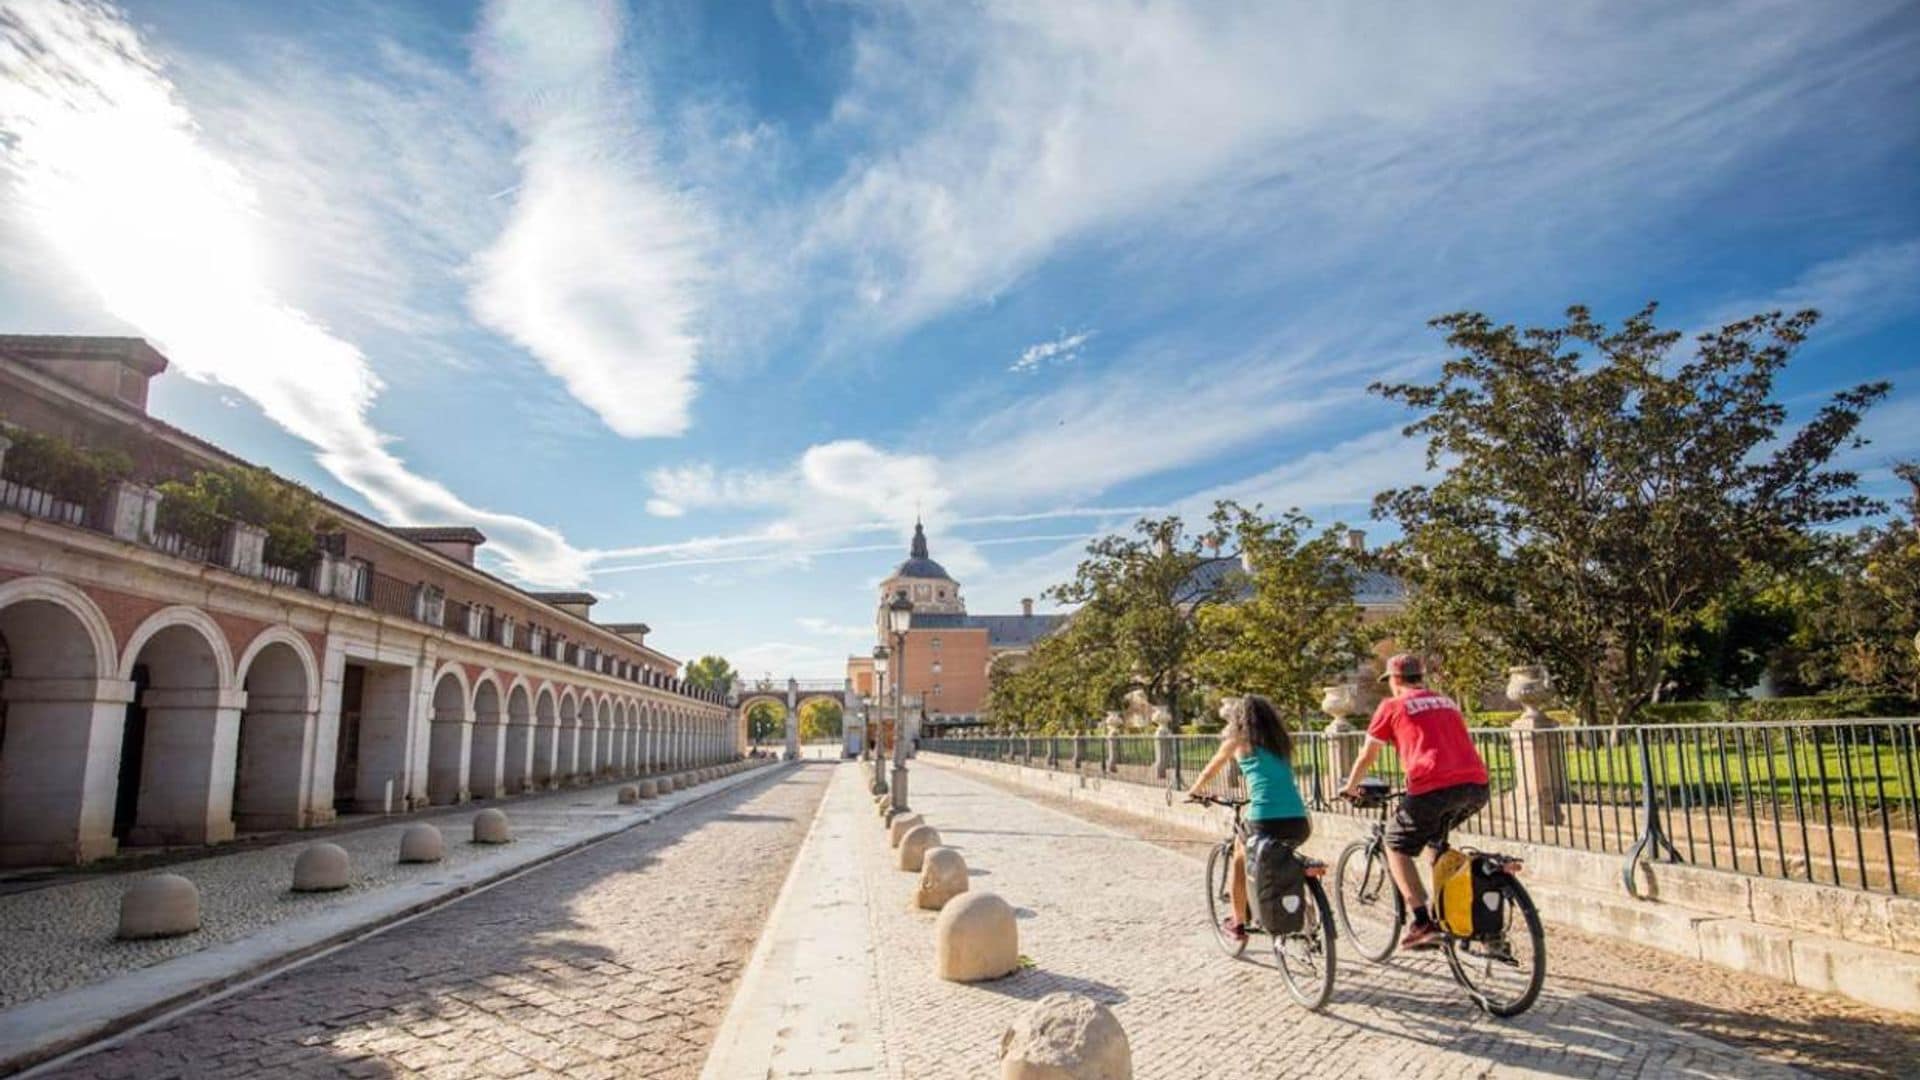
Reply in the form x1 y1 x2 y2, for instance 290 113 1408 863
130 686 247 846
0 676 137 866
234 691 319 829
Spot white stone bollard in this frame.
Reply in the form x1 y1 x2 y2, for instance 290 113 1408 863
917 846 969 910
117 874 201 939
888 813 925 848
936 892 1020 983
618 785 640 805
639 779 659 798
898 824 942 872
292 843 351 892
472 808 512 844
398 824 445 863
999 993 1132 1079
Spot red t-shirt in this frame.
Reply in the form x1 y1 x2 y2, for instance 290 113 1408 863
1366 690 1488 796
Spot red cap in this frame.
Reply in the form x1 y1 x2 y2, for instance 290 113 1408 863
1379 653 1424 682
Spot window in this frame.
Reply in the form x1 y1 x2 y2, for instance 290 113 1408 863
930 637 941 649
931 661 942 674
932 684 942 697
936 589 946 600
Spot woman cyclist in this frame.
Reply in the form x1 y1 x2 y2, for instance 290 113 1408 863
1185 695 1310 943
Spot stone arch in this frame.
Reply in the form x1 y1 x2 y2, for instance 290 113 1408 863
502 680 535 793
0 578 125 865
533 684 560 788
576 690 601 779
117 606 235 689
624 700 641 774
231 633 316 831
426 666 472 806
117 607 238 847
468 671 507 799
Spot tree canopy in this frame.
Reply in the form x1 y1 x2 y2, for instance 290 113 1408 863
799 698 843 742
684 656 737 695
1372 304 1888 724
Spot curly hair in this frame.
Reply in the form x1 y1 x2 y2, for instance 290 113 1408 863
1221 694 1294 760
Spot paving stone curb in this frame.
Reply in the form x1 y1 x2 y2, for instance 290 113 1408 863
0 761 792 1076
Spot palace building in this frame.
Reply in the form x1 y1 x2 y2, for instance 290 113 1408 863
0 335 736 868
847 522 1065 731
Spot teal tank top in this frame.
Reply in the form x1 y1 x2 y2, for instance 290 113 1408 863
1238 746 1308 822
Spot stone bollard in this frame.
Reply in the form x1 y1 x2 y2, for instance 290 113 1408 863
618 785 640 804
639 779 660 798
399 823 445 863
117 874 201 940
999 993 1132 1079
888 813 925 847
292 843 351 892
473 808 513 844
936 892 1019 982
898 824 942 871
916 846 969 910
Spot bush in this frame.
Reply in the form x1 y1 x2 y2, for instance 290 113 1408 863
155 466 333 568
1 428 132 502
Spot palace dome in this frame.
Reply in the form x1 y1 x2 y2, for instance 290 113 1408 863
891 522 954 582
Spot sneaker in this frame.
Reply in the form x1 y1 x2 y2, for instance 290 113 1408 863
1400 922 1443 951
1221 917 1249 944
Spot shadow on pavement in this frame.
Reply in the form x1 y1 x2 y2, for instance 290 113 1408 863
36 765 817 1080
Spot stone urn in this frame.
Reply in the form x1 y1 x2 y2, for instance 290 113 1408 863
1320 682 1362 733
1505 665 1555 728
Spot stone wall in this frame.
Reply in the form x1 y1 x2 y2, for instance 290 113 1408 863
923 751 1920 1015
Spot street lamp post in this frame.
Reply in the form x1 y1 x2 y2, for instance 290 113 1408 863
887 589 914 811
871 645 890 795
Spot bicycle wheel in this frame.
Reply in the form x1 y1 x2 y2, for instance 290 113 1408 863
1443 876 1546 1017
1204 841 1247 958
1333 840 1403 962
1273 878 1337 1011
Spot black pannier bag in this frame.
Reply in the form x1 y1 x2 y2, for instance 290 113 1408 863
1247 834 1308 934
1469 855 1506 941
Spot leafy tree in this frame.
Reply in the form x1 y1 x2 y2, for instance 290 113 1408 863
987 614 1128 731
1787 463 1920 698
1043 512 1242 729
1373 304 1888 725
1189 504 1371 718
745 701 784 745
0 428 132 501
684 655 738 695
799 698 843 742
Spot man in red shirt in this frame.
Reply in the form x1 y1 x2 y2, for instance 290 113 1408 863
1341 654 1490 949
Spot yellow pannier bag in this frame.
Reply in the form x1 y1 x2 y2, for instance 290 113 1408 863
1432 849 1476 937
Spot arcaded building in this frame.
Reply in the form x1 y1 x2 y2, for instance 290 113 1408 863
853 523 1066 729
0 336 735 868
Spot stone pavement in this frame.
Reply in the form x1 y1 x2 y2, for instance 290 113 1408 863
23 762 829 1079
701 758 881 1078
843 760 1805 1079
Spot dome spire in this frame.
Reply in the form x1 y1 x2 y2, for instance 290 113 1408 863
910 518 929 560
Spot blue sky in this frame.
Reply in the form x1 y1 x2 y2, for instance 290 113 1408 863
2 0 1917 677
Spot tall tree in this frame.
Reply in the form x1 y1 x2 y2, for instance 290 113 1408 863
1044 513 1240 729
1373 304 1888 724
1189 504 1371 717
745 701 784 744
684 655 737 695
799 698 844 742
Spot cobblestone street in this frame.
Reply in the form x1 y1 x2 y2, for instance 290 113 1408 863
857 761 1818 1079
32 763 828 1080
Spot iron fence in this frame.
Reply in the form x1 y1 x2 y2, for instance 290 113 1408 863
925 716 1920 896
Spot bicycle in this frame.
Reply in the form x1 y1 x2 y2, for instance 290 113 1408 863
1189 793 1337 1011
1330 780 1546 1017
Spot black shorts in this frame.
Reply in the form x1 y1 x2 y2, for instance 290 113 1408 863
1385 783 1488 855
1249 817 1312 845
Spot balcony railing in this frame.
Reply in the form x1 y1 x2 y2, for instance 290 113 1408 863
3 474 717 703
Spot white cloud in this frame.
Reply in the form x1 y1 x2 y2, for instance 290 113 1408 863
0 0 594 585
469 0 706 438
1010 329 1091 374
644 497 686 518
